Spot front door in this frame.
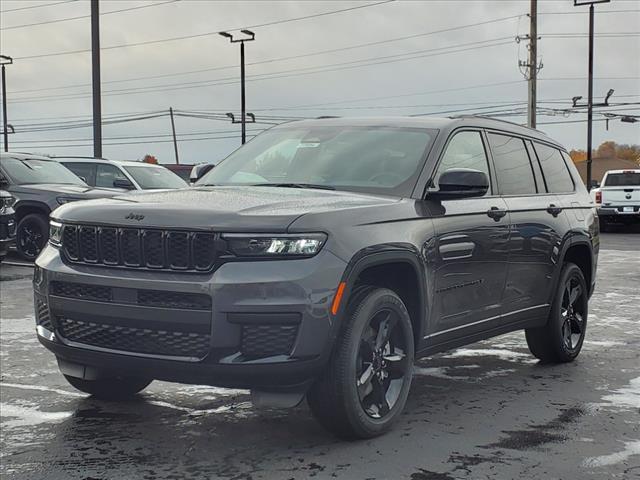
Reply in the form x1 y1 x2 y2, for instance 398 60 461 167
424 130 510 343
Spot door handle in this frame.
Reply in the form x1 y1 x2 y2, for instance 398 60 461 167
487 206 507 221
547 204 562 217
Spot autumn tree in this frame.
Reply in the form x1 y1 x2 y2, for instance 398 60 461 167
596 141 616 159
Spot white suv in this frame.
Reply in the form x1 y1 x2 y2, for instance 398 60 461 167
56 157 188 191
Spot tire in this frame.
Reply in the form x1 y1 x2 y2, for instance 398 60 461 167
525 262 588 363
16 213 48 261
63 374 152 400
308 287 415 439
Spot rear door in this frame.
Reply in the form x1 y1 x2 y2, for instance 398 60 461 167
487 133 569 322
426 130 510 341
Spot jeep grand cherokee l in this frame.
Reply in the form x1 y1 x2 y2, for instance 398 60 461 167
33 117 598 439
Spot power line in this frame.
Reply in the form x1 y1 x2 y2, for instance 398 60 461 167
8 39 516 104
11 0 395 59
0 0 78 13
0 0 179 31
8 14 526 95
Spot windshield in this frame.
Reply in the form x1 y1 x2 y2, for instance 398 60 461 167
197 126 436 196
1 157 86 185
124 166 188 189
604 172 640 187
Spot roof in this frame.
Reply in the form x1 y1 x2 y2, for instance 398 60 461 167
1 151 56 161
53 157 161 168
273 115 560 147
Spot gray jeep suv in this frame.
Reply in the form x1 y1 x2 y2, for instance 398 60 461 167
34 117 598 439
0 153 119 260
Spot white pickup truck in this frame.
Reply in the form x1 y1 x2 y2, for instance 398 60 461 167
592 169 640 231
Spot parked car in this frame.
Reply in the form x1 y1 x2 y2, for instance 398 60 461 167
163 163 193 183
0 152 120 260
591 169 640 231
0 190 16 262
56 157 188 190
190 163 215 183
34 117 598 439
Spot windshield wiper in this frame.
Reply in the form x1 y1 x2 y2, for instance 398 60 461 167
250 183 336 191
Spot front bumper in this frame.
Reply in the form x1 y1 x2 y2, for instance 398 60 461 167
34 245 347 390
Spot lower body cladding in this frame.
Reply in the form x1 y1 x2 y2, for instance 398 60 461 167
33 245 347 405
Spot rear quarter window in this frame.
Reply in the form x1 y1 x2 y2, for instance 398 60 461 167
533 143 575 193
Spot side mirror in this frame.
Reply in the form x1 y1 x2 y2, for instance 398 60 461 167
429 168 489 200
190 163 215 183
590 180 600 189
113 178 135 190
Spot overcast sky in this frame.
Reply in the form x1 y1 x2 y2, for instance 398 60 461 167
1 0 638 164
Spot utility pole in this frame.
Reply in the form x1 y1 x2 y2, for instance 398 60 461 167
528 0 537 129
573 0 610 191
169 107 179 164
517 1 542 128
91 0 102 158
0 55 13 152
219 30 255 144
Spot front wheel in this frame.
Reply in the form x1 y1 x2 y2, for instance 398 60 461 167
64 375 152 400
16 213 48 261
525 262 588 363
308 287 414 439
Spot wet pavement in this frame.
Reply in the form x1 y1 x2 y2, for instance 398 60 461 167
1 233 639 479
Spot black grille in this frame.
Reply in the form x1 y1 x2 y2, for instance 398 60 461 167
57 318 210 358
241 325 298 359
49 281 211 310
61 225 219 272
35 295 54 331
51 281 112 302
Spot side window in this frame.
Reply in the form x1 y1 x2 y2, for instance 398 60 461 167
63 163 96 185
533 143 575 193
487 133 537 195
96 164 127 188
434 131 491 194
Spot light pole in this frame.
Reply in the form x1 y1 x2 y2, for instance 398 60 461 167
573 0 610 191
0 55 13 152
219 30 255 144
91 0 102 158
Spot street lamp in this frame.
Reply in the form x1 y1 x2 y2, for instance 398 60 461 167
0 54 13 152
573 0 611 191
219 30 255 144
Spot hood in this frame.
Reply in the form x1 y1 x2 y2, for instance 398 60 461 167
53 186 400 231
12 183 121 197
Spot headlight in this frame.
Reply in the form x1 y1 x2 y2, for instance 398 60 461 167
0 195 15 212
56 197 81 205
49 220 63 247
223 233 327 257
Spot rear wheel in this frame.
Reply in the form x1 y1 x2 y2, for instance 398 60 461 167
525 262 588 363
64 375 152 400
16 213 48 261
308 287 414 439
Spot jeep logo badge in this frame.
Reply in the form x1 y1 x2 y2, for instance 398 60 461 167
125 213 145 221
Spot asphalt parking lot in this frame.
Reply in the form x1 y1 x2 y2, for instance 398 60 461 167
1 232 638 480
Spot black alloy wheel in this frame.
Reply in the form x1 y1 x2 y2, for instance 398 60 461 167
17 213 49 261
560 275 586 353
356 308 409 418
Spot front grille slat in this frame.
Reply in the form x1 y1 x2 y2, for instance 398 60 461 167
61 224 218 272
58 318 210 358
241 325 299 359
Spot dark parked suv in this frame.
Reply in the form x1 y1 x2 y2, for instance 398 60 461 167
34 117 598 439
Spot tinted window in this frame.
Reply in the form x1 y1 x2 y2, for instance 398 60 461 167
96 164 127 188
198 126 436 197
604 172 640 187
63 162 96 186
533 143 574 193
488 133 536 195
434 131 491 194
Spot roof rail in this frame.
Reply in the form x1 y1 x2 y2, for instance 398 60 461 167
449 114 547 134
315 116 341 119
